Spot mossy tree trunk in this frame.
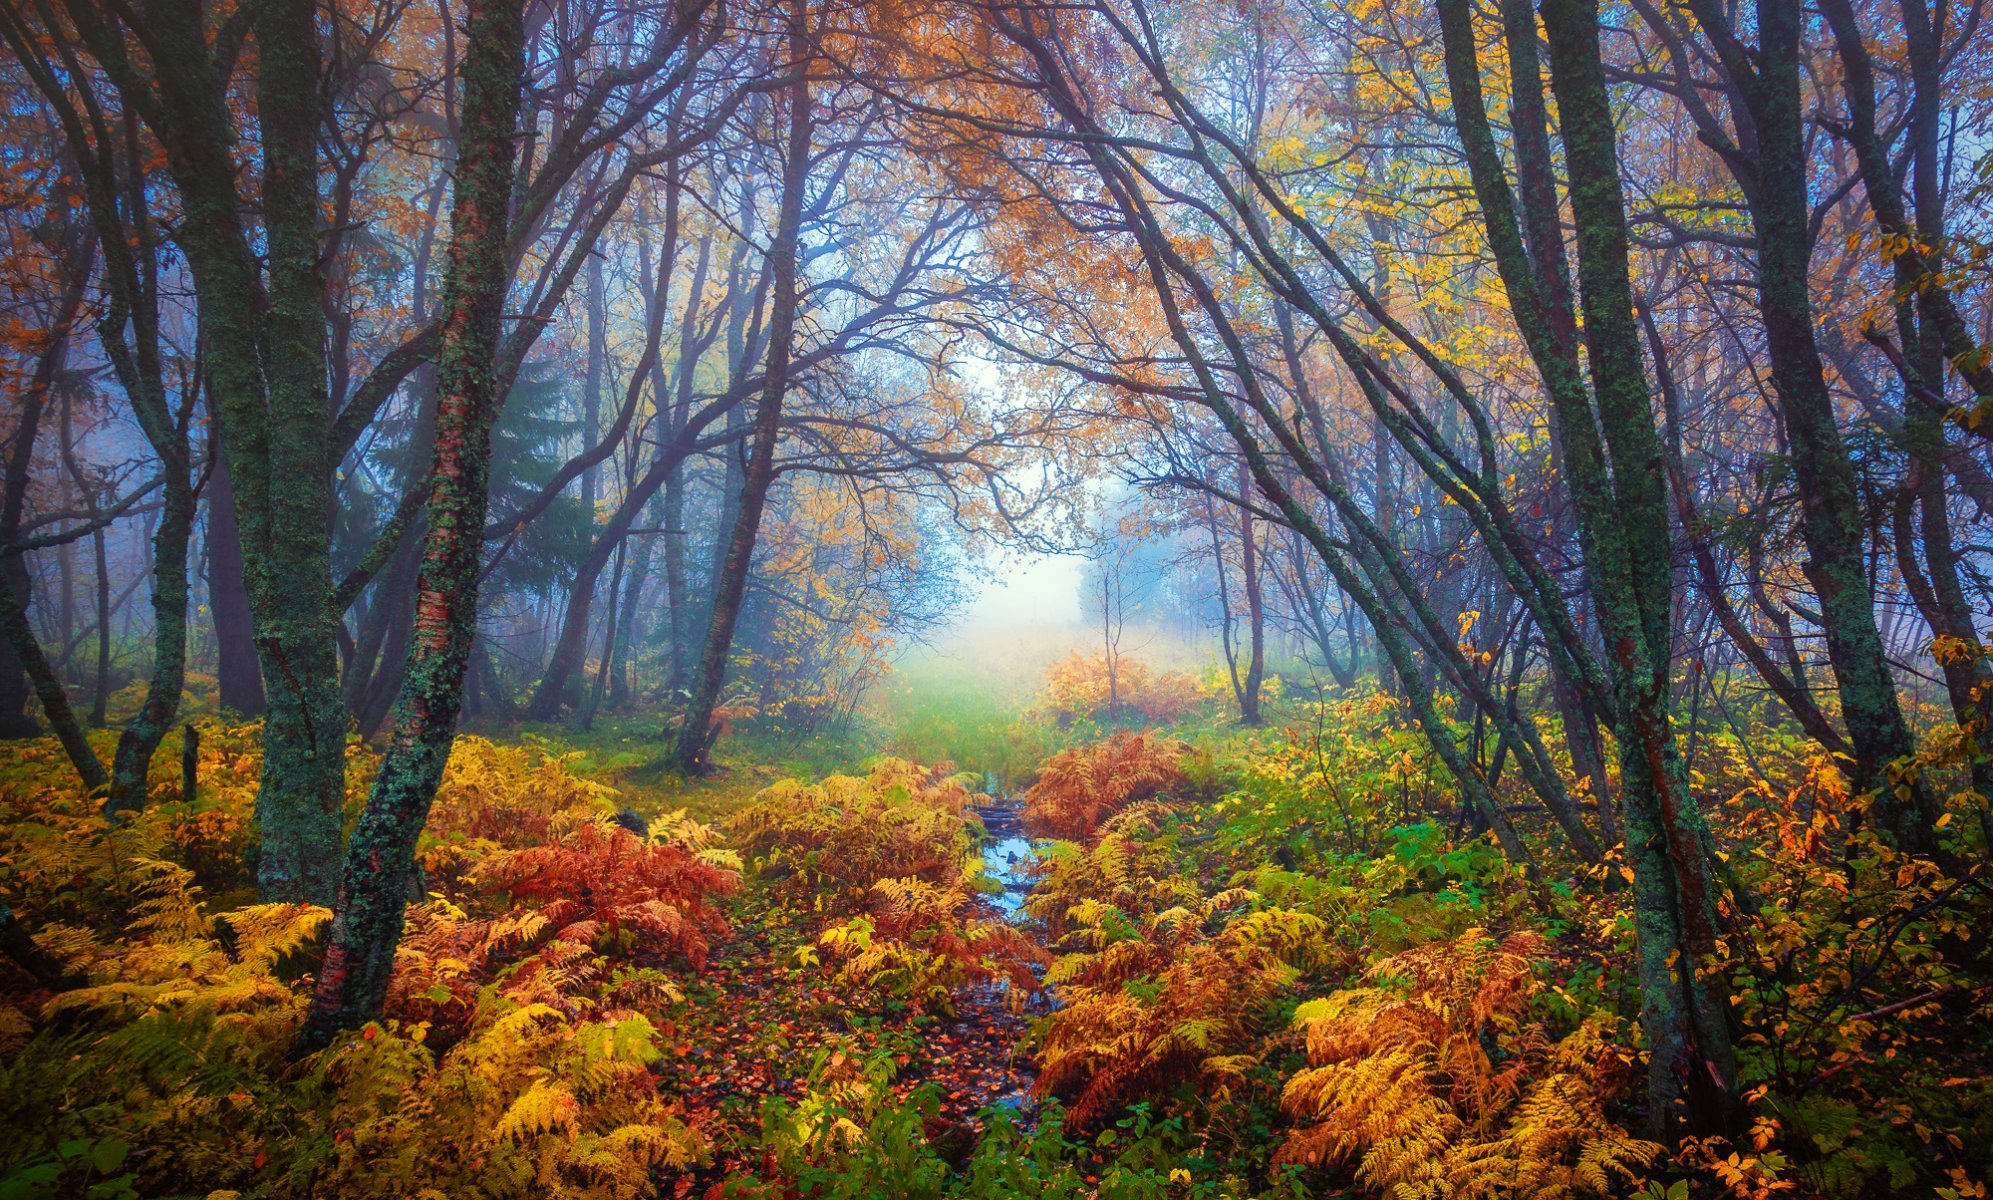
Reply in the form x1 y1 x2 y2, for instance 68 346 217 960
301 0 527 1049
1438 0 1740 1135
46 0 349 898
1662 0 1942 856
205 459 264 716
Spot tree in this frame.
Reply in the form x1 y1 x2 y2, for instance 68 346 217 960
673 0 812 774
302 0 528 1046
1630 0 1947 855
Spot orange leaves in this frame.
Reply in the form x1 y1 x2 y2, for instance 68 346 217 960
1277 930 1660 1195
1023 729 1186 842
1040 651 1208 726
479 822 739 970
816 871 1046 1014
1032 888 1324 1123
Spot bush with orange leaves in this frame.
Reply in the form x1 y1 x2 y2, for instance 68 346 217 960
1033 887 1326 1123
416 736 625 888
1276 928 1660 1197
1042 652 1209 725
478 821 739 965
1023 730 1188 842
386 816 740 1044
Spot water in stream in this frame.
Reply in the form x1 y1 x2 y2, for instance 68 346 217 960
975 798 1041 920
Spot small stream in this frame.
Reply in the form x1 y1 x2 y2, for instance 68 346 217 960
974 797 1042 920
968 795 1051 1119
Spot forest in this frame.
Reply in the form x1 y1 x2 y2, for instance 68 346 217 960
0 0 1990 1193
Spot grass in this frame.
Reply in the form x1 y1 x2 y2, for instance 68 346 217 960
874 656 1065 793
464 630 1321 815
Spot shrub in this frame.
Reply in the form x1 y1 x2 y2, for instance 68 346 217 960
1042 653 1209 726
391 817 740 1040
0 731 722 1199
1024 831 1203 940
816 871 1044 1014
1023 731 1186 842
1033 887 1325 1123
477 821 738 967
418 735 626 887
0 865 701 1199
1275 929 1660 1197
740 1048 1286 1200
730 758 986 915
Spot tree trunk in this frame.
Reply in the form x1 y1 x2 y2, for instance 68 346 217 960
102 468 192 817
1238 458 1265 725
237 0 347 902
302 0 525 1049
583 252 605 516
1439 0 1741 1133
528 450 683 718
672 19 809 774
90 525 109 727
662 468 691 690
205 457 264 715
581 538 627 730
0 238 90 738
1754 0 1930 843
611 507 657 707
0 564 106 790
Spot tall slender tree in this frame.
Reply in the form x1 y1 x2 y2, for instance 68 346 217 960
302 0 529 1046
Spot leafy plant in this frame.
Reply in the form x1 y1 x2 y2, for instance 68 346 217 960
817 870 1044 1014
1276 929 1660 1198
477 820 738 967
1023 731 1187 842
1034 887 1325 1123
730 758 986 914
1042 653 1210 726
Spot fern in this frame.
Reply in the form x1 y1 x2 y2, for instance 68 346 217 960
1277 929 1660 1198
1034 886 1323 1123
477 820 738 968
1023 731 1188 842
817 871 1046 1014
730 758 985 915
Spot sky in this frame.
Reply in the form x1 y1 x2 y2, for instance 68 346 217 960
954 549 1085 629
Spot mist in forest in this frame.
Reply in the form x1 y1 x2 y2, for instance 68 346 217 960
2 0 1990 1191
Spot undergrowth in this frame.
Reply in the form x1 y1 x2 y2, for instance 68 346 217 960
3 662 1991 1200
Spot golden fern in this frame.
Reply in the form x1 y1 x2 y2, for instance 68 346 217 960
817 870 1046 1013
1034 887 1324 1122
730 758 984 914
1276 929 1660 1199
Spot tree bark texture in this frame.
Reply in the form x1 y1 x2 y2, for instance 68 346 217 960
301 0 526 1049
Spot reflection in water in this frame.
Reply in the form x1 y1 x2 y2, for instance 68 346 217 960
975 800 1040 919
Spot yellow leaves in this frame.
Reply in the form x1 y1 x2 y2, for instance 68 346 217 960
494 1079 582 1142
1036 884 1319 1123
218 903 334 971
1279 932 1658 1194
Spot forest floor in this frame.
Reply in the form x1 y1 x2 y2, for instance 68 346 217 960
5 656 1991 1199
654 808 1047 1186
505 679 1067 1185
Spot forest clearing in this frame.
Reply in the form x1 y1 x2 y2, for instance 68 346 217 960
1 0 1992 1193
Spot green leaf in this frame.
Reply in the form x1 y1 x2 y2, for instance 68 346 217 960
88 1140 128 1175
